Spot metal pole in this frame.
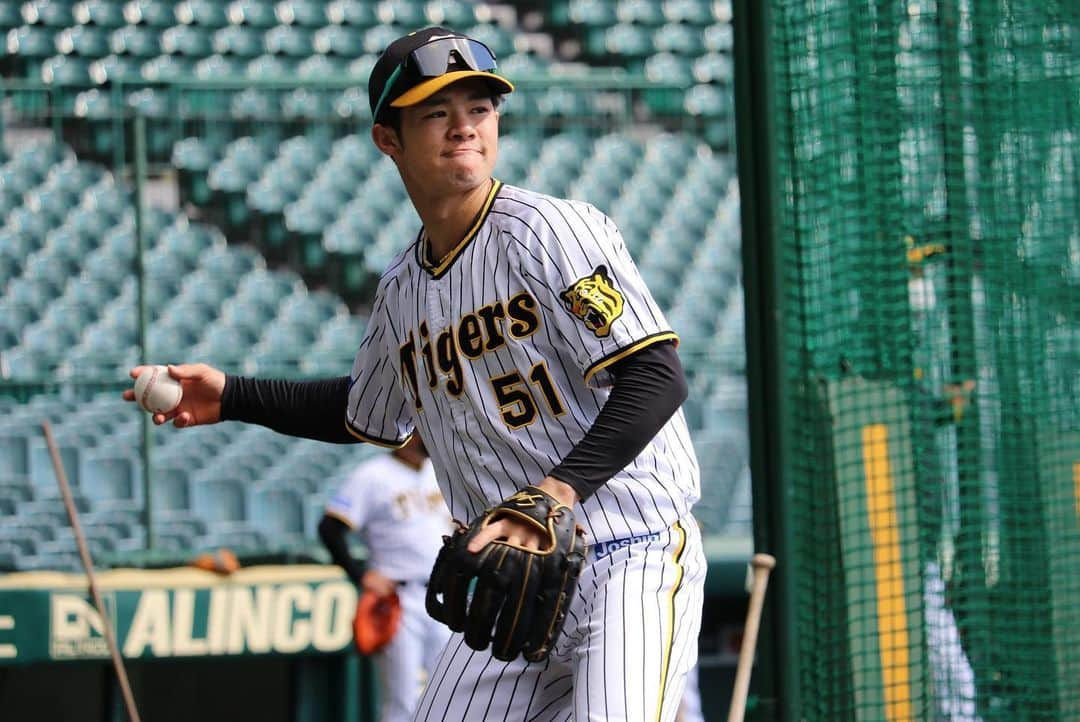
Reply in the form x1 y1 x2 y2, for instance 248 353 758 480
133 112 154 551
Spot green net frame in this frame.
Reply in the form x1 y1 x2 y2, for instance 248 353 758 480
757 0 1079 719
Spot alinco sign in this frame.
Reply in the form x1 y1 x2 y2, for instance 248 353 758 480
0 568 358 665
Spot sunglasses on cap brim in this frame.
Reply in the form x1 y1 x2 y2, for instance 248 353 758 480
373 37 500 122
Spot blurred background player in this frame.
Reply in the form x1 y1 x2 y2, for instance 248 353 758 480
317 435 452 722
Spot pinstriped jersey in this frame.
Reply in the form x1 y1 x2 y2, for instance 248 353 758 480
346 181 700 543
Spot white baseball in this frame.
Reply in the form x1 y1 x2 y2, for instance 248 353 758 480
133 365 183 414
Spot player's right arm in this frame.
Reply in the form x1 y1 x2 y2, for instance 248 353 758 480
122 362 360 443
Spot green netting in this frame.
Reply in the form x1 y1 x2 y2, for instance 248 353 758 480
768 0 1079 719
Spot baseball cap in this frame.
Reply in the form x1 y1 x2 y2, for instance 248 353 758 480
368 27 515 124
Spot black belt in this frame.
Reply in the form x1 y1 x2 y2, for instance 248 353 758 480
394 579 428 587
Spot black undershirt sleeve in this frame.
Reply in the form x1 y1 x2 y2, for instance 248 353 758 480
548 341 688 502
220 375 359 444
317 515 365 587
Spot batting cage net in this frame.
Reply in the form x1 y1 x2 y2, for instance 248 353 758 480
763 0 1079 719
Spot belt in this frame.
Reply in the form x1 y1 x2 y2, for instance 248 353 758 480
394 579 428 588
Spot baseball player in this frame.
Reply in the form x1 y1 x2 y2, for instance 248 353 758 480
317 434 453 722
126 26 706 721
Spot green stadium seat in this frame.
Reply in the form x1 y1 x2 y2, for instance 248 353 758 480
312 23 363 55
211 24 262 56
139 53 195 80
569 0 616 27
175 0 228 27
326 0 375 27
662 0 714 25
193 50 245 77
23 0 76 27
7 25 57 58
109 23 160 55
685 82 729 116
79 450 140 503
424 0 475 28
264 23 312 56
88 52 143 82
617 0 665 25
191 476 248 523
692 51 732 84
345 53 377 80
362 24 405 54
226 0 277 27
275 0 326 27
464 23 514 58
604 23 654 58
245 52 295 77
229 86 276 118
644 51 694 85
703 22 732 52
653 23 705 55
55 24 112 55
249 485 305 538
296 52 347 78
376 0 426 28
123 0 177 27
160 23 213 55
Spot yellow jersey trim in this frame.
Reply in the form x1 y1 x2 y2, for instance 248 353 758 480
420 179 502 279
583 332 680 386
654 520 687 722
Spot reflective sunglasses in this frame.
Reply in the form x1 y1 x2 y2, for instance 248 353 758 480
373 37 500 122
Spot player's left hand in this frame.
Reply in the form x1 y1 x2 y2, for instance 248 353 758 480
466 476 578 553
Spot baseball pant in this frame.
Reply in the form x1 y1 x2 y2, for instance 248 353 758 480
413 514 707 722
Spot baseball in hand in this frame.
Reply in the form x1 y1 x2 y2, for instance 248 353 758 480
133 365 183 414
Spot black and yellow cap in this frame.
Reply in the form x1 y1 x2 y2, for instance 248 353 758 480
367 27 515 124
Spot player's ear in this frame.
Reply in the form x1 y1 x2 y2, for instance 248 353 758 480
372 123 403 157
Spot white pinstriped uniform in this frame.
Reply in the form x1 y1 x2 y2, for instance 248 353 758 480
324 454 454 722
346 181 706 721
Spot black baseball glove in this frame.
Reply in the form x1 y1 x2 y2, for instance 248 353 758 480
426 486 587 662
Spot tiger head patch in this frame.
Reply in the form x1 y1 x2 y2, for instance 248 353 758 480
560 265 625 338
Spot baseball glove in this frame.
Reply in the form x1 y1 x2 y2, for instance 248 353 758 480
426 486 587 663
353 591 402 655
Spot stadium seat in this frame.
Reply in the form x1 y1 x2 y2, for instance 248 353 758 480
644 51 694 86
226 0 278 27
161 23 213 55
311 23 363 56
248 485 305 538
41 54 93 84
79 449 140 503
23 0 77 27
55 24 112 56
193 51 246 77
109 24 160 56
569 0 617 27
191 475 248 523
653 23 705 55
375 0 425 28
362 23 405 54
692 51 733 84
6 25 56 60
175 0 228 27
464 23 515 58
88 52 143 83
264 23 312 56
662 0 715 25
211 24 263 56
326 0 375 27
616 0 665 25
603 23 654 58
424 0 475 27
123 0 177 27
703 22 733 53
275 0 326 27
